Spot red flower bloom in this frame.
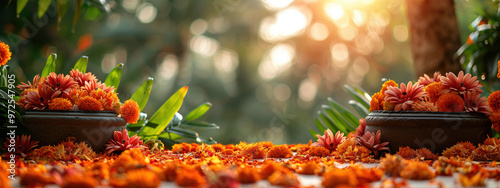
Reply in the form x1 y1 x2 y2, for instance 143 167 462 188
69 69 97 87
357 130 389 158
384 81 425 111
417 71 441 86
464 91 490 114
105 129 147 155
43 73 78 97
2 135 39 158
440 71 482 95
17 74 42 90
312 129 345 152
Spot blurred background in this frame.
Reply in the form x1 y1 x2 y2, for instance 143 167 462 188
0 0 485 144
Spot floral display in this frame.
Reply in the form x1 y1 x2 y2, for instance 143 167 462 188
370 71 490 114
16 69 140 124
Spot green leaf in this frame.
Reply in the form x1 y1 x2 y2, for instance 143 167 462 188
73 0 84 32
318 112 348 134
314 117 326 134
73 56 88 73
38 0 52 19
104 63 123 91
349 100 369 118
165 127 199 140
17 0 29 15
328 98 359 129
56 0 69 30
41 53 57 77
130 77 153 111
184 102 212 121
158 131 183 141
180 121 219 129
323 106 354 132
344 85 370 110
139 87 188 136
309 129 320 138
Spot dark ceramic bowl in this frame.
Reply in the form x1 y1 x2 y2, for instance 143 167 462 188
23 110 126 152
365 110 491 154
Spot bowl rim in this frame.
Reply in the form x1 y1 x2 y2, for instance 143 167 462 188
22 110 119 117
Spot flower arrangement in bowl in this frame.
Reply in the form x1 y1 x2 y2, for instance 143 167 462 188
12 53 141 152
366 71 493 153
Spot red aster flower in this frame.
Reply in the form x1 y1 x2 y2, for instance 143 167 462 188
355 118 366 137
83 80 115 94
464 91 490 114
17 74 43 90
384 81 425 111
105 129 147 155
417 71 441 86
312 129 345 152
69 69 97 87
0 41 12 66
44 73 78 97
19 84 55 110
357 130 389 158
440 71 482 95
2 135 39 158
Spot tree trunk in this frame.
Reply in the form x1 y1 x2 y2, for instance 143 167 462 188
406 0 463 77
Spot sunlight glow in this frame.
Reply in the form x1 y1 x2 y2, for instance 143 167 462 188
259 7 309 42
338 24 357 41
214 49 239 74
393 25 409 42
298 79 317 102
330 43 349 65
190 19 208 35
324 3 344 21
122 0 139 12
258 44 295 80
274 83 291 101
261 0 293 10
309 22 329 41
136 3 157 23
158 54 179 81
352 10 367 26
190 35 219 56
101 54 117 73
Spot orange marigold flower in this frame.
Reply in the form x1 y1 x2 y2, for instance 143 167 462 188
322 168 358 188
297 162 320 175
48 98 73 110
268 145 293 158
61 175 97 188
412 99 438 112
0 171 9 188
175 168 206 188
425 81 443 103
67 89 88 104
396 146 417 159
268 169 300 187
399 160 435 180
370 92 385 111
126 169 161 188
77 96 103 111
308 146 331 157
260 162 283 179
484 137 500 146
20 170 53 187
490 112 500 132
489 91 500 113
442 142 476 158
415 148 437 160
381 80 399 93
240 143 267 159
471 144 500 161
383 101 395 110
237 167 261 184
0 41 12 66
380 154 406 176
121 99 140 124
436 93 465 112
172 143 192 154
498 60 500 78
